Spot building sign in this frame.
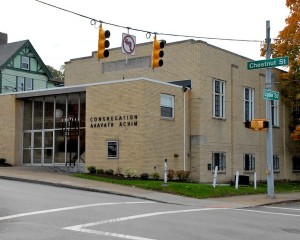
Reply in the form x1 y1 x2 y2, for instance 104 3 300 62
90 114 138 128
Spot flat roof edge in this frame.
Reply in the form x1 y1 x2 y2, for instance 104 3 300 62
14 77 185 99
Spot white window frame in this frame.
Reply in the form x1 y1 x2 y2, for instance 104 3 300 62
244 87 254 122
107 141 119 159
273 154 280 172
17 77 33 92
244 153 255 172
21 56 29 70
212 79 225 118
271 100 279 127
212 152 226 172
160 94 174 119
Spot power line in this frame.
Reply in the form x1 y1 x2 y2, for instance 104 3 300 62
35 0 263 43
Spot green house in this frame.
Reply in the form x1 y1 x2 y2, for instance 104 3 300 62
0 32 56 94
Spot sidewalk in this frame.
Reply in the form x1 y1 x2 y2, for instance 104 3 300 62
1 166 299 208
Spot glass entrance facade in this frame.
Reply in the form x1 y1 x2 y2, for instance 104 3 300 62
22 93 86 166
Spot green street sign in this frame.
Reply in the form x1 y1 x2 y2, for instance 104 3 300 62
247 56 288 70
263 89 279 100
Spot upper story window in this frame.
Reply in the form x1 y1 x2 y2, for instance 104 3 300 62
17 76 33 92
271 100 279 127
21 56 29 70
161 94 174 118
244 87 254 121
212 79 225 118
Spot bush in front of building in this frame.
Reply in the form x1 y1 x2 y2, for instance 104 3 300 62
87 165 96 174
167 169 176 180
0 158 12 167
151 172 160 180
140 173 149 180
104 169 114 175
176 170 190 182
96 168 104 174
0 158 6 164
125 168 138 178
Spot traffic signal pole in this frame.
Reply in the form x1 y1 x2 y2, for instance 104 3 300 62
266 20 275 198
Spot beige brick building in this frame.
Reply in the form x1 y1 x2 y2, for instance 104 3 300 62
0 39 299 183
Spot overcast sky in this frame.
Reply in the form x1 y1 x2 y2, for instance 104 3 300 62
1 0 290 70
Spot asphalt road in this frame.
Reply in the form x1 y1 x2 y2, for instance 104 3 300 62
1 179 299 240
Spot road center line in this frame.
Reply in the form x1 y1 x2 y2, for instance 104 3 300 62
0 201 154 221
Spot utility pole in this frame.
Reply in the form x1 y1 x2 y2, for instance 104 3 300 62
265 20 275 198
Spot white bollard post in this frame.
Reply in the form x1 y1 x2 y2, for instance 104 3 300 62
213 166 218 188
163 159 168 186
235 171 239 190
254 172 257 190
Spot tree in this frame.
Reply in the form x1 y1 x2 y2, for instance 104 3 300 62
46 65 64 82
264 0 300 139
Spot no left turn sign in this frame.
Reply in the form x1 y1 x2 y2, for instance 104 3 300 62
122 33 136 56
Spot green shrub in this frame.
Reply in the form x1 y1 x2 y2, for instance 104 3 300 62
151 172 160 180
0 158 6 164
140 173 149 180
167 169 175 180
125 168 137 177
176 170 190 181
104 169 114 175
96 168 104 174
87 166 96 174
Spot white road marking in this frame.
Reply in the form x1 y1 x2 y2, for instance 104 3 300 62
264 206 300 211
234 208 300 217
0 201 154 221
64 207 229 240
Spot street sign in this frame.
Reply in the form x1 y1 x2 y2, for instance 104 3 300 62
122 33 136 56
247 56 288 70
263 89 279 100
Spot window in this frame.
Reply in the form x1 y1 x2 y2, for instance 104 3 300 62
271 100 279 127
292 156 300 171
161 94 174 118
17 77 33 91
212 152 226 172
212 79 225 118
21 56 29 70
107 141 118 159
244 88 254 121
273 154 280 172
244 154 255 171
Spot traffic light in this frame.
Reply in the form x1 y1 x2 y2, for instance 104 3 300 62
97 24 110 59
151 36 165 68
244 119 269 131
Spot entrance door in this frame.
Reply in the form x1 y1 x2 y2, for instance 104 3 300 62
22 130 54 165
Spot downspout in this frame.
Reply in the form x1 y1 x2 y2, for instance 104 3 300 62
230 64 238 178
183 87 188 171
